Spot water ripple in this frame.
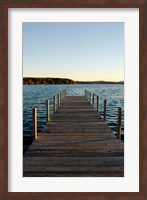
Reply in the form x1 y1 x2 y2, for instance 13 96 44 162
23 84 124 152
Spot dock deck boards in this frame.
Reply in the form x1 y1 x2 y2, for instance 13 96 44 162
23 96 124 177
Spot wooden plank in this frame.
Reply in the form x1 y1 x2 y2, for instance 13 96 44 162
37 134 116 140
23 172 124 177
25 150 124 157
34 137 120 143
38 133 117 137
24 151 124 157
24 95 124 177
44 124 110 128
56 109 98 112
28 143 123 150
24 156 123 164
40 129 113 134
23 166 124 174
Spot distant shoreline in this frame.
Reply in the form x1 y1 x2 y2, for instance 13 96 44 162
23 77 124 85
76 81 124 84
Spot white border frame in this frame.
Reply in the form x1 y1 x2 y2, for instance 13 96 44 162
8 8 139 192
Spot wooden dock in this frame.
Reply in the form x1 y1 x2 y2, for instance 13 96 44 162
23 92 124 177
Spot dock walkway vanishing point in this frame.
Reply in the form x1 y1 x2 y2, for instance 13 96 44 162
23 90 124 177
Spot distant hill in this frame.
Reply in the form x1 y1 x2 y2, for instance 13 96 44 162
23 77 124 85
76 80 124 84
23 77 75 85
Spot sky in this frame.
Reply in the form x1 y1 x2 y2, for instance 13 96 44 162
23 22 124 81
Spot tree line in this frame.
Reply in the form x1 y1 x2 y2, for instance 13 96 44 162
23 77 75 84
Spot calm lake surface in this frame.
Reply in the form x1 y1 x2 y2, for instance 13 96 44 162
23 84 124 153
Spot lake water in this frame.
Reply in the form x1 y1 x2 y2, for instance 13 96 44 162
23 84 124 153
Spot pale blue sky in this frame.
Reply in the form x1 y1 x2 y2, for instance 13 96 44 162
23 22 124 81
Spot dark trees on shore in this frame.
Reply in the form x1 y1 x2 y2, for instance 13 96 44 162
23 77 75 85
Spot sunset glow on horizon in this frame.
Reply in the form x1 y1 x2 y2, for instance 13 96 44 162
23 22 124 82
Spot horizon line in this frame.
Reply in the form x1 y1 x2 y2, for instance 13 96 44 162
23 77 124 82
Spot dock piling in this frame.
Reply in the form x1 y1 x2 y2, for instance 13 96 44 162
87 91 89 100
85 89 87 98
87 91 90 102
46 100 50 122
61 91 63 101
54 95 56 113
63 89 66 98
25 93 124 177
33 107 37 140
61 89 66 100
117 107 122 139
58 93 60 108
104 99 107 122
97 96 99 113
92 93 95 107
89 92 91 104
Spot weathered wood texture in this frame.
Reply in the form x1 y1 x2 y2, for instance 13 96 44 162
24 96 124 177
